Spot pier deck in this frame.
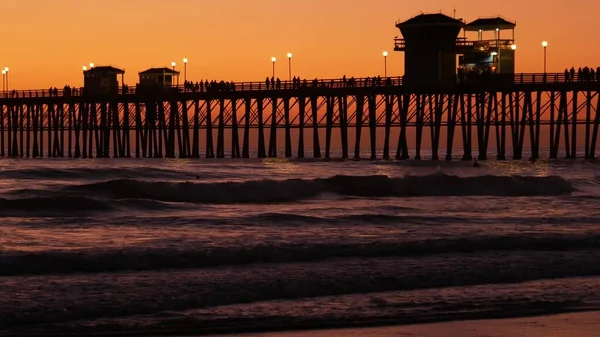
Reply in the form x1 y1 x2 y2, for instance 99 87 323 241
1 72 599 160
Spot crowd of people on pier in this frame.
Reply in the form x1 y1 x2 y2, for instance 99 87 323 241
183 80 237 92
563 67 600 82
179 75 399 93
457 65 497 83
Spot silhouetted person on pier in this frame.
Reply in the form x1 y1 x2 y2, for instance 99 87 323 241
592 68 596 82
578 67 583 82
265 77 270 90
570 67 575 81
276 78 281 89
270 77 275 89
564 68 570 82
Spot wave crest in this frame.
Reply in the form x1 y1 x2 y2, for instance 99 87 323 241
61 173 574 204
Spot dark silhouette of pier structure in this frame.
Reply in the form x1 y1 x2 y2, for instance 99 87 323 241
1 13 600 160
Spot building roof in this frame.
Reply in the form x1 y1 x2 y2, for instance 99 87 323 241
84 66 125 74
464 17 516 31
397 13 464 28
139 67 180 75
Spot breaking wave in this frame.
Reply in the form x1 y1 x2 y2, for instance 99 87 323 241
56 173 574 204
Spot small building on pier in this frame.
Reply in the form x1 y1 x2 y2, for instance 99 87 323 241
394 13 465 86
459 17 516 77
83 66 124 95
138 67 180 87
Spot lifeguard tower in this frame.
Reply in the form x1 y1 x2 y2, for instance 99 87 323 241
394 13 464 86
458 17 516 81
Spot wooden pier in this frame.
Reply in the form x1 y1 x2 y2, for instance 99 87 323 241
1 73 599 160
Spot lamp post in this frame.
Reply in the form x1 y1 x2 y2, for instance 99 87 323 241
383 51 388 77
183 57 188 83
1 70 5 94
542 41 548 73
171 61 177 87
271 57 276 78
287 53 292 81
4 67 9 92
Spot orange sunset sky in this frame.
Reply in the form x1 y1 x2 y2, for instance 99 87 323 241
2 0 599 89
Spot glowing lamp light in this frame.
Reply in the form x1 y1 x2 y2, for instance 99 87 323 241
183 57 188 64
511 44 517 50
542 41 548 47
271 57 276 62
383 51 388 57
83 66 87 71
4 67 9 72
1 70 5 75
89 63 94 68
287 52 292 58
171 61 176 67
491 52 498 56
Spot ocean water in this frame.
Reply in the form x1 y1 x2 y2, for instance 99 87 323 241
1 151 600 336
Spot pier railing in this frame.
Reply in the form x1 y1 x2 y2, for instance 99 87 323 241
0 72 594 99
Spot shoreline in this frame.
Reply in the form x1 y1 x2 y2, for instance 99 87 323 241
208 310 600 337
5 309 599 337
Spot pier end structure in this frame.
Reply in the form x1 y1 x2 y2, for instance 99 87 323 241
393 13 464 86
83 66 125 95
460 17 516 76
394 13 517 85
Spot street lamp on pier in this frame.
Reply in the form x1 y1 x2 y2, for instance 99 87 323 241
287 53 292 81
89 63 94 68
271 57 276 78
183 57 188 83
383 51 388 77
4 67 9 92
542 41 548 73
1 69 5 94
